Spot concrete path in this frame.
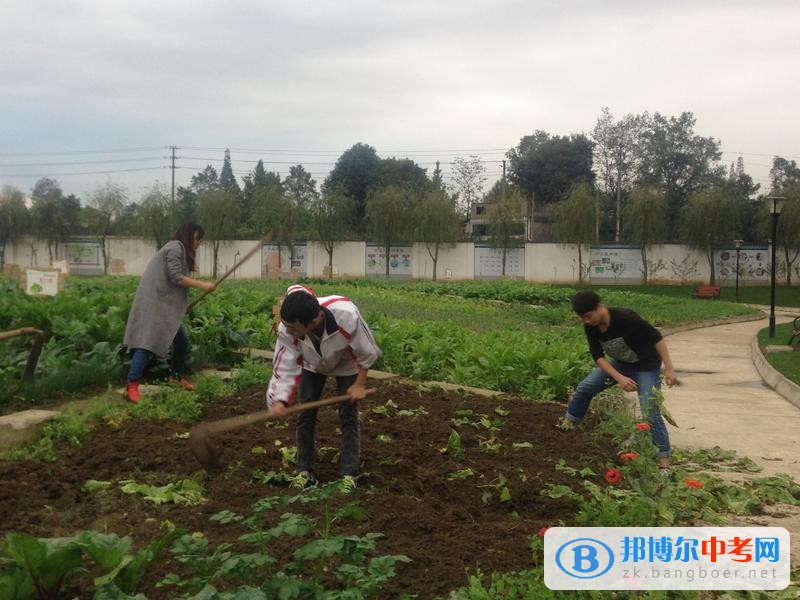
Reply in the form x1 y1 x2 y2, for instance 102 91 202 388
665 314 800 480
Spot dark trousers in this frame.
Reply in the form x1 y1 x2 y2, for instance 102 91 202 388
126 325 189 382
296 370 360 477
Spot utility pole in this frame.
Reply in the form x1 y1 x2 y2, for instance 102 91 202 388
170 146 177 207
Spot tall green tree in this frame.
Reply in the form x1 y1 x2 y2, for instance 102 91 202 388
284 164 319 209
136 183 173 249
310 188 355 277
30 178 81 262
486 189 526 276
507 131 595 206
197 189 241 278
0 185 30 269
323 143 382 228
365 186 414 277
769 157 800 191
85 181 127 273
415 188 462 280
449 155 486 218
638 112 724 237
551 183 597 283
219 149 241 195
680 187 738 285
376 157 429 194
622 186 667 283
592 108 644 241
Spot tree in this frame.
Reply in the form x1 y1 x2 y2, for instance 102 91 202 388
219 149 241 195
680 188 738 285
310 188 355 277
486 189 526 276
622 186 667 283
769 156 800 191
365 186 414 277
241 164 282 237
137 183 173 249
638 112 724 238
592 108 644 241
768 183 800 285
85 181 127 273
197 189 241 278
284 164 319 209
449 155 486 218
0 185 30 269
30 178 81 262
415 188 462 280
323 143 382 228
175 165 220 225
551 183 596 283
507 131 595 207
376 157 429 194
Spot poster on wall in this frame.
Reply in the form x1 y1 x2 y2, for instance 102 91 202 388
262 243 306 278
589 247 642 283
63 241 103 275
365 245 413 278
474 246 524 279
714 247 769 284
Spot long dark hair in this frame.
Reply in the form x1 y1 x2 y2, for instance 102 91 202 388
171 223 204 271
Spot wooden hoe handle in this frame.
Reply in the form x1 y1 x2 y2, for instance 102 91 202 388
206 388 377 436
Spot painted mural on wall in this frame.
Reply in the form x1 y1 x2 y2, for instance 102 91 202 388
714 247 769 284
262 243 306 278
589 247 642 282
474 246 524 279
365 245 413 278
62 241 103 275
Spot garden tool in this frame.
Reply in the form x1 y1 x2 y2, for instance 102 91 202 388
188 388 377 475
0 327 49 383
186 231 273 313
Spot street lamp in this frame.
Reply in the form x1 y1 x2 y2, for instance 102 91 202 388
767 196 786 339
734 239 743 302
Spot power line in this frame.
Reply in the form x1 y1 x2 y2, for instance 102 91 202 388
0 146 165 157
1 166 167 177
0 157 164 168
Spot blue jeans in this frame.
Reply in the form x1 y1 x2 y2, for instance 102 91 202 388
127 325 190 382
296 370 360 477
565 359 671 458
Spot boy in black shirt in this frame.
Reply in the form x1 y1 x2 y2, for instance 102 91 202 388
560 290 677 472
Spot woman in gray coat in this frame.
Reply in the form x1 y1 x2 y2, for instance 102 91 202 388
123 223 215 403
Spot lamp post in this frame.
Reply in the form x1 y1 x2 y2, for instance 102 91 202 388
767 196 786 339
734 239 743 302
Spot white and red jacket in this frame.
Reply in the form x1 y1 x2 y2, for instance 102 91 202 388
266 290 382 407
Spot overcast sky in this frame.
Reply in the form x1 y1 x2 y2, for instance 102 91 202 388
1 0 798 201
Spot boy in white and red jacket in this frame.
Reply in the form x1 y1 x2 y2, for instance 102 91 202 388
266 285 381 484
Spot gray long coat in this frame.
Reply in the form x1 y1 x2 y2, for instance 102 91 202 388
123 240 190 357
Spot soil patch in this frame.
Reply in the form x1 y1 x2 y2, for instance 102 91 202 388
0 379 615 598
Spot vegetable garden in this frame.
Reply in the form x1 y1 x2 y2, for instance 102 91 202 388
2 276 799 598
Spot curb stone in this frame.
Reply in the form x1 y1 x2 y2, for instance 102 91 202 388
751 336 800 411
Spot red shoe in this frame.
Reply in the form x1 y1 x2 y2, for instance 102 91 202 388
125 382 140 404
169 376 196 391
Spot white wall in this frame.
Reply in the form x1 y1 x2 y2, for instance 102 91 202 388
0 236 778 285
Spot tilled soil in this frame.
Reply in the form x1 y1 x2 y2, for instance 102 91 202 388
0 378 615 598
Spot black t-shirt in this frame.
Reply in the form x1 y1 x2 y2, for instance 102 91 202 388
584 307 663 371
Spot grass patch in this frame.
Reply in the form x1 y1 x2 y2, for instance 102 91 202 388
757 322 800 385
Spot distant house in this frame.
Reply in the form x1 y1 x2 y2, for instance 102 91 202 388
466 198 555 242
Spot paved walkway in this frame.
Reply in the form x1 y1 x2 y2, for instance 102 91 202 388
665 314 800 480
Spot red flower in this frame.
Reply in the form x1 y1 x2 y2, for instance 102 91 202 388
538 526 551 538
619 452 640 462
635 422 651 432
684 479 703 489
605 468 623 485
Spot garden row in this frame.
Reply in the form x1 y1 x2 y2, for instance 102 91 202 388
0 276 756 408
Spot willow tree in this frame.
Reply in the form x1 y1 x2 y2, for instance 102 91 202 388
552 183 596 283
680 187 738 285
487 189 526 276
365 185 413 277
415 188 461 280
622 186 667 283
